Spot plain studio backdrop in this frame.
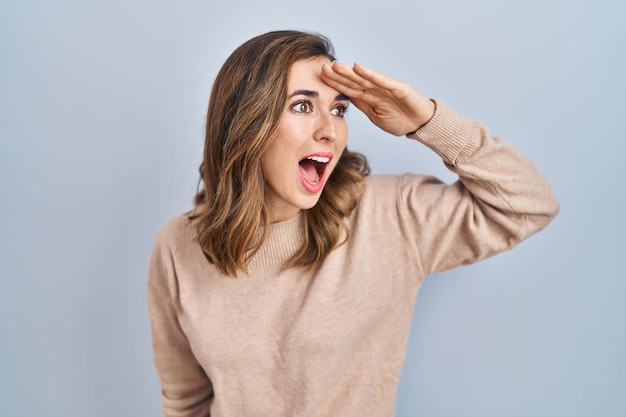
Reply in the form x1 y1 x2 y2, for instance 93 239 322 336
1 1 624 416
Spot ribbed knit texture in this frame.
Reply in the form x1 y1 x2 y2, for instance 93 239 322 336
147 101 559 417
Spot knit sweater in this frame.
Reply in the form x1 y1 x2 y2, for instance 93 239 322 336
147 101 559 417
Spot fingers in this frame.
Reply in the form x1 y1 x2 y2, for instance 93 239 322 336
322 61 404 98
353 63 398 91
321 62 372 99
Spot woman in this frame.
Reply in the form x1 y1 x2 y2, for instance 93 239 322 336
147 30 559 417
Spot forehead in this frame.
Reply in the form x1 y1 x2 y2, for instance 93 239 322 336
288 56 333 89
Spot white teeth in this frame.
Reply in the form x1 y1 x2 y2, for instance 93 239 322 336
306 156 330 163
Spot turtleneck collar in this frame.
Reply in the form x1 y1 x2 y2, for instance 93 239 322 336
246 212 306 269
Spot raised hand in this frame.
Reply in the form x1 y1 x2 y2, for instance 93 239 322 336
321 61 435 136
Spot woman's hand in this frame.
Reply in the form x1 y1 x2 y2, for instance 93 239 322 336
321 61 435 136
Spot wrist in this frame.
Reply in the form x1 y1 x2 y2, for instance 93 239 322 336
406 99 436 136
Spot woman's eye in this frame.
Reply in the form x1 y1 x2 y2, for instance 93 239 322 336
332 105 348 117
292 101 312 113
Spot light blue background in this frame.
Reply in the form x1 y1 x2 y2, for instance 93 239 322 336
1 1 624 416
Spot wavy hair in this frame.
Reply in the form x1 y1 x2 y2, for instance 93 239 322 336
192 30 370 276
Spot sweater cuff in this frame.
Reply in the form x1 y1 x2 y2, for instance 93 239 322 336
406 99 479 166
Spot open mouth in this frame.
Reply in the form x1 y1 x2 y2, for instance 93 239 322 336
298 155 330 186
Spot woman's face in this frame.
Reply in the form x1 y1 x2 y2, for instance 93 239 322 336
262 56 349 222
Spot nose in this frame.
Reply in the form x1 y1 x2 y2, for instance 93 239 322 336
313 111 338 142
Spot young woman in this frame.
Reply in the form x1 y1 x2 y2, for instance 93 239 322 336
147 30 559 417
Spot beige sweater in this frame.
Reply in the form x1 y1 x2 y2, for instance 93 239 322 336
147 101 559 417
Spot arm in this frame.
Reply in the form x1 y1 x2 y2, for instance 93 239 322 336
322 62 559 274
147 226 213 416
402 100 559 273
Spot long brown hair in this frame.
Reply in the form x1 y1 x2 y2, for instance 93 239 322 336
193 30 369 276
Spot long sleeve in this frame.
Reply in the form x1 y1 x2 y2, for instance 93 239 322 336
401 100 559 275
147 223 214 417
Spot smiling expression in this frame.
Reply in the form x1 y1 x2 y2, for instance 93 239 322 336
262 56 349 223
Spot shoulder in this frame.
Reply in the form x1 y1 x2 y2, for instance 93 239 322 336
152 213 197 254
148 213 206 287
363 175 401 199
362 174 444 204
364 174 400 188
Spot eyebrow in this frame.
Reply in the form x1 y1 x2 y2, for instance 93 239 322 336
288 89 350 102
